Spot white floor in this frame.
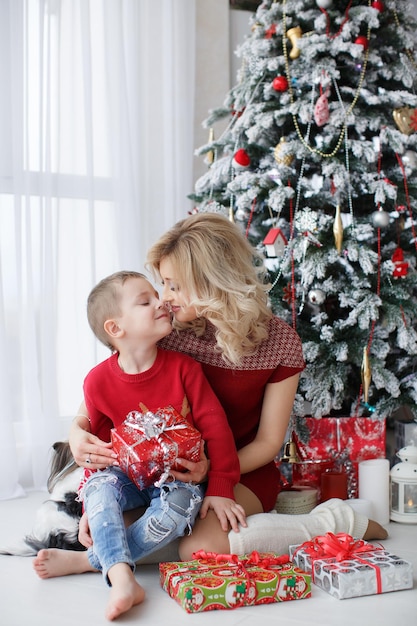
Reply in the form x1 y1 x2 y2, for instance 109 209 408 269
0 490 416 626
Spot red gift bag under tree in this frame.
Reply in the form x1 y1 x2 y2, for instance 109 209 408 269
292 417 386 498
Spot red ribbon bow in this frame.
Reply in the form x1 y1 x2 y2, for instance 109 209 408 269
191 550 290 610
301 532 378 562
193 550 290 567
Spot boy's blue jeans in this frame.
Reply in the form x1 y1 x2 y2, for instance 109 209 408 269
83 466 204 585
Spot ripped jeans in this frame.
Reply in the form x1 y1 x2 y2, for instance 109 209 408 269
82 466 204 585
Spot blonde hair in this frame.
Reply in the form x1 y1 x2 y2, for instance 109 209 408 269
146 213 272 364
87 271 147 350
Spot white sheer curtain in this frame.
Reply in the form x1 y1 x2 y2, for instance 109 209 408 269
0 0 196 499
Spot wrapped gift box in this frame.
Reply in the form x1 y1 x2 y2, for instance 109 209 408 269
289 533 413 600
160 551 311 613
293 417 386 497
111 406 201 490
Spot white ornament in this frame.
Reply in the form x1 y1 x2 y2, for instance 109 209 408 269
316 0 333 8
402 150 417 170
372 209 390 228
308 288 326 305
295 207 319 233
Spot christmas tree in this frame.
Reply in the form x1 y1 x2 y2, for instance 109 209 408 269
190 0 417 425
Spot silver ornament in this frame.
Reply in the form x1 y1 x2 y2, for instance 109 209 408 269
316 0 333 8
372 209 390 228
402 150 417 170
308 288 326 305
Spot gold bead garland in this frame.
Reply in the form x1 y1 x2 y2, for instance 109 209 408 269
282 0 372 158
391 5 417 71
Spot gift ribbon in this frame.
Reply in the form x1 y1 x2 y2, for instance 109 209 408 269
125 410 187 440
191 550 291 609
294 533 383 594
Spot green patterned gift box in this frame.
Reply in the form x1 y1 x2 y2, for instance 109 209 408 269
159 550 311 613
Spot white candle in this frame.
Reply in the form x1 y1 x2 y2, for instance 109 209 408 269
358 458 390 525
345 498 373 518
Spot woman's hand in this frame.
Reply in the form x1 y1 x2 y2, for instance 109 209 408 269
69 408 118 469
199 496 247 533
170 441 209 484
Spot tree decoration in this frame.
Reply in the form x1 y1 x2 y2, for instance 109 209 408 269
273 137 294 165
286 26 302 60
354 35 369 49
206 128 215 166
333 204 344 254
361 347 372 404
265 23 276 39
371 208 390 228
272 75 289 92
263 228 287 258
402 150 417 169
295 207 319 234
232 148 251 169
371 0 384 11
282 0 371 158
314 86 330 127
308 288 326 306
392 247 409 278
393 107 417 135
318 0 352 39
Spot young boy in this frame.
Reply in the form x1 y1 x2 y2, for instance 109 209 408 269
34 271 244 621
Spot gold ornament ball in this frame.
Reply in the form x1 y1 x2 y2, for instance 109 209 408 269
393 107 415 135
274 137 294 166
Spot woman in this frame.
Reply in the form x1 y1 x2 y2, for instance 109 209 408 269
34 213 386 579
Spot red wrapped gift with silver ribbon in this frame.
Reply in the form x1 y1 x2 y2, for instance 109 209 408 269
289 532 413 599
111 406 201 489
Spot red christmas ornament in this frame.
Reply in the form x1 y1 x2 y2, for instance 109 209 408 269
272 75 289 92
355 35 369 49
231 106 245 118
392 247 409 278
265 24 276 39
232 148 251 169
371 1 384 11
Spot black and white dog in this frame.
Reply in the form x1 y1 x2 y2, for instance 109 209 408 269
0 442 84 556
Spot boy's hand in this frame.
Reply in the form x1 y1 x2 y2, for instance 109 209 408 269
199 496 247 533
78 512 93 548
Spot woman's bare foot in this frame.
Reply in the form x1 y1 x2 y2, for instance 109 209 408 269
33 549 96 579
106 563 145 621
363 519 388 541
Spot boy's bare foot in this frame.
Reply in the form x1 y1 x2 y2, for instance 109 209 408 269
33 548 96 579
363 519 388 541
106 563 146 621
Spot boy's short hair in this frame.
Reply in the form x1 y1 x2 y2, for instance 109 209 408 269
87 271 146 350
